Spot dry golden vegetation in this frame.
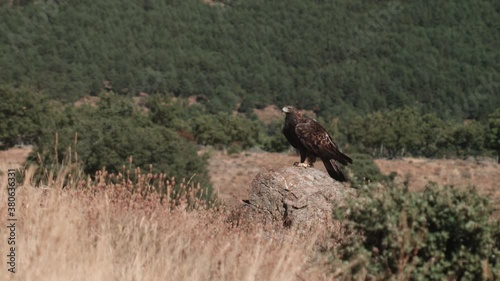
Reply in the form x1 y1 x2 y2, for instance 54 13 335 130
375 157 500 208
1 148 499 280
0 146 32 171
0 163 335 281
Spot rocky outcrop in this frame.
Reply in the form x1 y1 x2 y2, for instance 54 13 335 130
241 166 355 227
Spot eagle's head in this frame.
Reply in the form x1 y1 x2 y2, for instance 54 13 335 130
282 106 298 114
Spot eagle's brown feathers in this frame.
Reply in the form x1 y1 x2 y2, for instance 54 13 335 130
282 106 352 182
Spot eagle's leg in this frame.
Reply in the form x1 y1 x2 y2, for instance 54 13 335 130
294 148 310 167
306 155 316 167
294 153 315 168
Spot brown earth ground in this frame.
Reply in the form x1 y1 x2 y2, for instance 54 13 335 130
208 151 500 208
207 150 328 206
1 147 498 208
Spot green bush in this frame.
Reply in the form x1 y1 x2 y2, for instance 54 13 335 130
346 152 388 189
337 108 494 159
445 121 486 158
260 120 289 153
147 95 203 132
335 184 499 280
487 109 500 163
30 94 212 190
191 112 260 150
0 86 50 148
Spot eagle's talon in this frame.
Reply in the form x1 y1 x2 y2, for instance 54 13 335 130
296 163 310 168
293 162 300 166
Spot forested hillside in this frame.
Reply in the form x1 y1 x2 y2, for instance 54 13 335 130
2 2 499 278
1 0 499 120
1 0 500 188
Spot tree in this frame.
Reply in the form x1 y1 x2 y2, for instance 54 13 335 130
487 108 500 163
419 113 447 157
147 95 196 131
30 94 211 187
1 0 499 119
445 121 485 158
363 111 393 157
0 86 49 148
261 120 289 152
383 107 423 158
339 112 366 151
191 112 260 150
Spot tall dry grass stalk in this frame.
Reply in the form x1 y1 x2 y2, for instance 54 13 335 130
0 166 333 281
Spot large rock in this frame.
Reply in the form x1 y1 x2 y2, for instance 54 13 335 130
242 166 355 227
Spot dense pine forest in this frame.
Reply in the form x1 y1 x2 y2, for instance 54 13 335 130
1 0 500 183
1 0 499 118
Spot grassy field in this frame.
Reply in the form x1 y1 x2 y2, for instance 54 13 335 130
0 165 335 281
0 147 499 280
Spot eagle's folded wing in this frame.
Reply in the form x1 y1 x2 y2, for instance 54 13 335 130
295 119 352 165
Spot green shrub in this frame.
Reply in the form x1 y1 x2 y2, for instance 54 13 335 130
0 86 50 148
191 112 260 150
260 120 289 153
347 152 386 188
30 94 212 190
487 109 500 163
335 184 500 280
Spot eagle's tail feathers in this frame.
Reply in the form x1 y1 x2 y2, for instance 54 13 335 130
333 151 353 165
322 158 347 182
341 152 353 164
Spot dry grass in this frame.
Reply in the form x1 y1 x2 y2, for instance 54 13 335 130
375 157 500 209
0 146 32 171
1 147 499 280
0 165 332 281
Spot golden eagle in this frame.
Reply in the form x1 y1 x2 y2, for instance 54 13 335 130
282 106 352 182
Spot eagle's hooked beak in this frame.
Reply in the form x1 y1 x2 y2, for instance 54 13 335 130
282 106 290 113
